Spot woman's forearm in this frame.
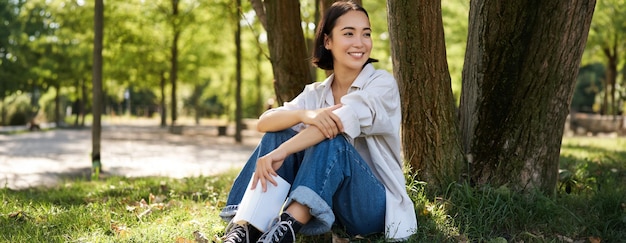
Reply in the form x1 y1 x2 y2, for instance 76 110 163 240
256 110 303 132
276 126 327 155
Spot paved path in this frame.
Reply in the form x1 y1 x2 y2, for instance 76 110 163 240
0 122 262 190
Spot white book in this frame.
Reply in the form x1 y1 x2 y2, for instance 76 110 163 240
232 173 291 232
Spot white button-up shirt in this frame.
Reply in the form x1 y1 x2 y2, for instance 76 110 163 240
266 64 417 240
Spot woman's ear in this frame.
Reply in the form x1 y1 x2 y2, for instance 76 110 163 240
324 34 330 50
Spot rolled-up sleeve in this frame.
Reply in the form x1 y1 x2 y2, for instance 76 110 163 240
333 72 400 139
260 85 318 132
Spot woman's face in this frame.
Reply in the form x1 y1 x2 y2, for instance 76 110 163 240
325 10 372 72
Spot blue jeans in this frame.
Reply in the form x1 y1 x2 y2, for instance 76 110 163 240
221 129 386 236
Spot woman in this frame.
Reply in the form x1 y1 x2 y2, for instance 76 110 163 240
221 1 417 242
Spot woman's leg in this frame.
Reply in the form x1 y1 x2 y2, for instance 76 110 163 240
220 129 304 222
280 135 386 236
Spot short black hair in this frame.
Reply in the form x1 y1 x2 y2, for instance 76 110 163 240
311 1 378 70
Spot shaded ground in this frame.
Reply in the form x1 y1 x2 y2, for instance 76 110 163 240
0 120 261 190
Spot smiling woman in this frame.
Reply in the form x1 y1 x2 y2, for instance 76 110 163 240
219 1 417 243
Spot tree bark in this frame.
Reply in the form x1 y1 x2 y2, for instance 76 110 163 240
387 0 465 190
460 0 596 193
261 0 312 104
92 0 104 172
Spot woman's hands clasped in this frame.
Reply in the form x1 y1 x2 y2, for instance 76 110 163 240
251 104 345 192
301 104 344 139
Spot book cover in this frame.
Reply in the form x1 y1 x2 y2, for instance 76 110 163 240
232 173 291 232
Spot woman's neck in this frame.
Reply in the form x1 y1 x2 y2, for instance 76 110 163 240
332 66 360 90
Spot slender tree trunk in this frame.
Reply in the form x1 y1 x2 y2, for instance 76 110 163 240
388 0 465 190
92 0 104 173
460 0 595 194
160 71 167 127
235 0 243 143
53 83 60 126
0 98 5 126
80 78 86 126
603 45 617 116
256 38 263 116
170 0 179 125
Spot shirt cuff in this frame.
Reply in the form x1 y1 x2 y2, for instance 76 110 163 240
333 106 360 138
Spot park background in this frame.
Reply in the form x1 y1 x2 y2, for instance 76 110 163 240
1 0 625 242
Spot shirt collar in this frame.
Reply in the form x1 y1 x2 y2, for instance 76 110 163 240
319 63 375 89
319 63 375 106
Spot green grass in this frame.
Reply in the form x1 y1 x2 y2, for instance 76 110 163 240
2 137 625 242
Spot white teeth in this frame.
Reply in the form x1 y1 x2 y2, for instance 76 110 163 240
349 52 363 57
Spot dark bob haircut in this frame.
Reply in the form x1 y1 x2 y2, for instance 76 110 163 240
311 1 378 71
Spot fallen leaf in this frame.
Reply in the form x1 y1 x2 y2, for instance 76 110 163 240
111 223 129 237
174 237 194 243
137 208 152 219
589 236 601 243
331 233 350 243
193 230 209 243
139 198 148 208
8 211 30 221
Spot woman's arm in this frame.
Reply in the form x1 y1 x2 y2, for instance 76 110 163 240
257 104 344 139
256 110 305 133
251 125 328 192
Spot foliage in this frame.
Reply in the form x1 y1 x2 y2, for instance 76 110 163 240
572 63 605 113
583 0 626 115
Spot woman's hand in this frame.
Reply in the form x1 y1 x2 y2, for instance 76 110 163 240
251 148 288 192
301 104 344 139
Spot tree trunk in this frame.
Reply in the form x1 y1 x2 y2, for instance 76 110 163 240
387 0 465 190
603 45 617 116
54 83 61 126
262 0 312 104
160 71 167 127
80 78 86 126
255 37 263 116
92 0 104 174
460 0 595 194
170 0 179 125
235 0 243 143
0 99 5 126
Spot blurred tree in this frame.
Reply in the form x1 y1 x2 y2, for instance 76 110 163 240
92 0 104 176
583 0 626 116
234 0 243 142
572 63 604 113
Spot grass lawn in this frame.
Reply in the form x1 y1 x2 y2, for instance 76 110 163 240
2 137 625 242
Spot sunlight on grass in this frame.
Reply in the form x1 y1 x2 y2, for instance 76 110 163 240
1 138 625 242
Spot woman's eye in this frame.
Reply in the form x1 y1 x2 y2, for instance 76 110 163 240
364 33 371 37
344 32 354 36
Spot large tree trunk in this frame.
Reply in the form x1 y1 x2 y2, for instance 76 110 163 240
460 0 595 194
262 0 312 104
92 0 104 174
387 0 465 190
